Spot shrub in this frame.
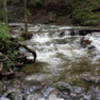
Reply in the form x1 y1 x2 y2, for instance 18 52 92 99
0 23 12 49
84 20 98 26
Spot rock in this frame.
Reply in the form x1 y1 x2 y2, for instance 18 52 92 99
80 37 91 47
23 93 45 100
70 29 100 36
70 29 80 36
42 85 56 97
59 31 65 37
7 93 23 100
20 32 33 39
54 82 72 99
42 85 64 100
0 97 10 100
48 90 64 100
21 80 42 94
88 45 95 50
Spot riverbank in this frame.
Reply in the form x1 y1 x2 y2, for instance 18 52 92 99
0 0 100 26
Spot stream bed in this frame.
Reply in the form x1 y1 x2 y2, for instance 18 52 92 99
1 24 100 100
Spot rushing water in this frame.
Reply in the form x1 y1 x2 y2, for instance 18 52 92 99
1 24 100 100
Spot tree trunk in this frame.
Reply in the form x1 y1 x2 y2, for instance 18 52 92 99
4 0 8 25
24 0 28 39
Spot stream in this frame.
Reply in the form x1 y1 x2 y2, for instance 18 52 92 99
1 24 100 100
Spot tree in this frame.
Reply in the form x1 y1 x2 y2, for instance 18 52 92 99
4 0 8 25
24 0 28 39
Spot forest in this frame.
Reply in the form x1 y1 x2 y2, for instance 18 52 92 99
0 0 100 26
0 0 100 100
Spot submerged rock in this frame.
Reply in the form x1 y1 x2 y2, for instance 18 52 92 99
42 85 56 98
21 80 42 94
8 93 24 100
0 97 10 100
23 93 45 100
48 90 64 100
87 45 95 50
70 29 100 36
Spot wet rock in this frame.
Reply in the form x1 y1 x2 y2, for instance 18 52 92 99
21 80 42 94
23 93 45 100
41 84 64 100
6 88 22 95
20 32 33 39
48 90 64 100
6 79 22 90
54 82 72 93
81 77 100 84
0 97 10 100
58 31 65 37
70 29 80 36
0 81 3 96
72 86 82 94
5 79 22 99
88 45 95 50
42 85 57 98
80 37 91 47
86 86 100 100
70 29 100 36
7 93 23 100
54 82 72 99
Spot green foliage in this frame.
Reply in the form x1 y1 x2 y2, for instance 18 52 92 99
28 0 44 13
84 20 98 26
30 0 43 4
0 23 13 49
0 23 20 60
0 22 19 69
29 0 43 8
27 11 32 16
7 50 19 60
90 14 100 20
71 0 100 26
